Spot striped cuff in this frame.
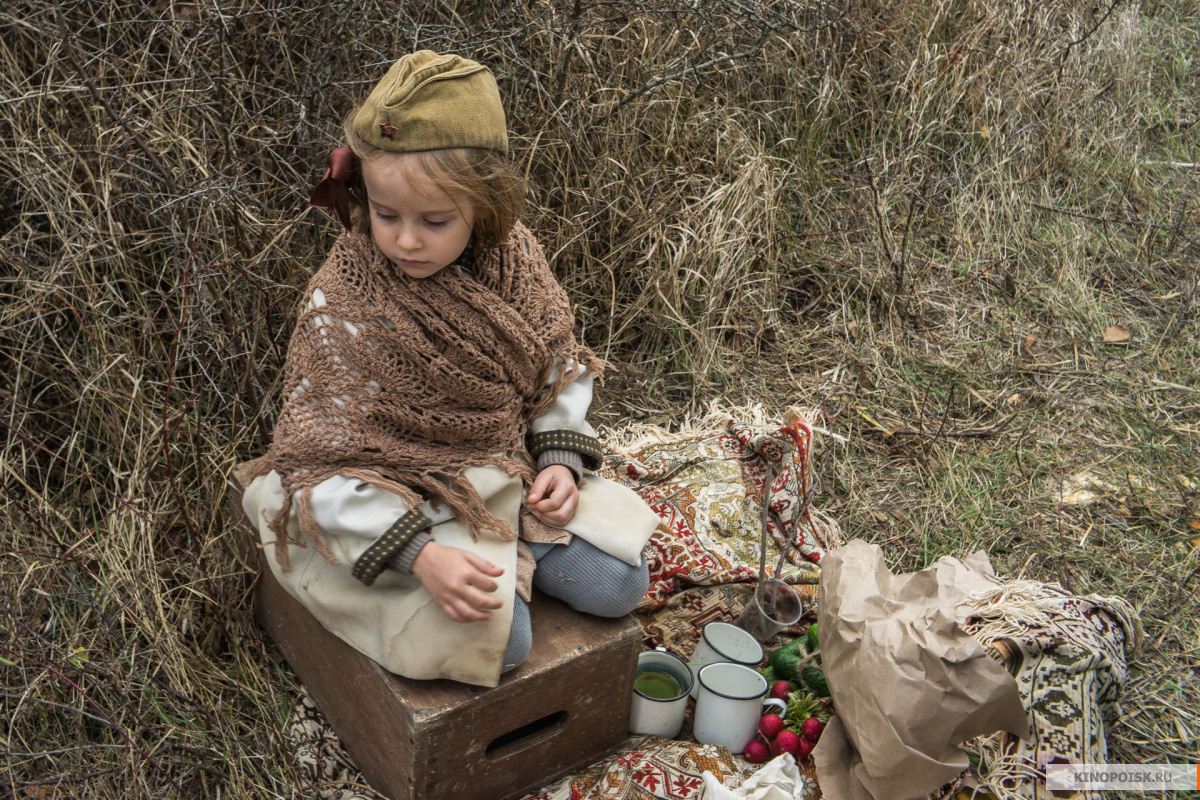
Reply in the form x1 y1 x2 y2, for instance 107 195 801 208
389 531 434 574
537 448 584 483
529 429 602 471
352 508 434 586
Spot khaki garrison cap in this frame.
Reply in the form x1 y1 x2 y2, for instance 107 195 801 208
352 50 508 155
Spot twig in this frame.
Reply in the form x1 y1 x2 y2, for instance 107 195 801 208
1058 0 1123 80
609 32 770 117
866 172 895 276
55 8 173 185
553 0 585 105
886 413 1018 439
1029 201 1178 232
756 462 773 602
1140 160 1199 169
0 643 181 791
1055 470 1074 594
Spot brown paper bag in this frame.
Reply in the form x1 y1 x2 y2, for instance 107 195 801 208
813 540 1030 800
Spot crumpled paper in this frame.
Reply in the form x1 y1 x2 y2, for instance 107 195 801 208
813 540 1030 800
701 753 808 800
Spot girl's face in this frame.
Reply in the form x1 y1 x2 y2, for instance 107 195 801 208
361 154 474 279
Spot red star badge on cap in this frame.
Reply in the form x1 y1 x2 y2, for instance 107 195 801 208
379 122 396 139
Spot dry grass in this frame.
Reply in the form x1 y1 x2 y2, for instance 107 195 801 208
1 0 1197 796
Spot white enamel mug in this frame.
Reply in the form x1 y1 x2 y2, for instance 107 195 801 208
629 648 694 738
688 620 765 698
693 662 787 754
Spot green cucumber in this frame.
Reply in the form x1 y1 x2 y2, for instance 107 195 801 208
801 665 829 697
806 622 819 653
766 636 805 683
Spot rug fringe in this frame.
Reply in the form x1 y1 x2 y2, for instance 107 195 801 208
804 507 845 553
971 749 1048 800
960 581 1144 660
958 581 1064 647
599 400 825 452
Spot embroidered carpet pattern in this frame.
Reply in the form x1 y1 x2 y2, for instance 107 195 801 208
598 413 832 609
961 585 1143 800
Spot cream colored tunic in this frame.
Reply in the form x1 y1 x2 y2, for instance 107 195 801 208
244 465 657 687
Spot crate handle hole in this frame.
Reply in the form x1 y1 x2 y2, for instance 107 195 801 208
485 710 568 759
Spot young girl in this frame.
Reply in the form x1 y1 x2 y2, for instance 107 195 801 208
240 51 661 688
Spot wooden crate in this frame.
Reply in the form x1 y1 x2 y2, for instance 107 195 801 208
229 478 643 800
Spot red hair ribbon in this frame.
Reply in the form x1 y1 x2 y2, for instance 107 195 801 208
309 146 357 230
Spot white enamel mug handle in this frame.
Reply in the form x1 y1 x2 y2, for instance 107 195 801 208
763 698 787 716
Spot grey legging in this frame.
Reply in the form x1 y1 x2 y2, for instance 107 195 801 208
502 537 649 672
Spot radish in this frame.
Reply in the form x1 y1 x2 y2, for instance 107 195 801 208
743 738 770 763
758 713 786 739
775 729 803 756
770 680 794 701
798 737 815 758
801 716 824 742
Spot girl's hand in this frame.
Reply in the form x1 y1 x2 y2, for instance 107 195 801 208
527 464 579 527
410 542 505 623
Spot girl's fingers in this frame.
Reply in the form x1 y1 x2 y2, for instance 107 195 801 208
445 588 502 622
527 470 553 503
441 594 488 622
558 492 578 520
451 572 502 608
532 479 570 513
449 601 491 623
543 478 569 507
533 503 571 527
529 465 575 505
463 584 503 607
463 552 503 576
465 576 499 595
532 478 579 525
462 601 494 621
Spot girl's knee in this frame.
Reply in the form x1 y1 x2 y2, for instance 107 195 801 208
534 539 649 617
596 554 649 616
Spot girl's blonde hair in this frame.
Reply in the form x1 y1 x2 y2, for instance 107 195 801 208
343 107 525 248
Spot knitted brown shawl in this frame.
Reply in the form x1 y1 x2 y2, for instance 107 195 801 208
255 221 603 570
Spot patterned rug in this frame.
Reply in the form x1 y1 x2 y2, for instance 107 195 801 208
275 410 1139 800
960 583 1143 800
